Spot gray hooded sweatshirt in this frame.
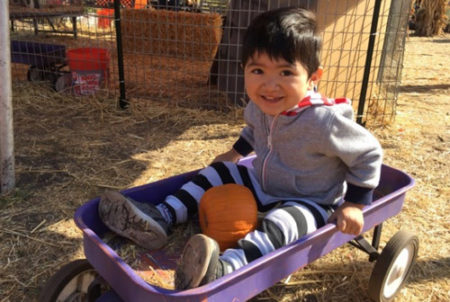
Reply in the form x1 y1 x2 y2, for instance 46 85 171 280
233 92 383 207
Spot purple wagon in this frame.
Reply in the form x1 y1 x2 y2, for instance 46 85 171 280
39 156 418 302
11 40 71 91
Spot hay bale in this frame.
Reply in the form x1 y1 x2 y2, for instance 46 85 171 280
121 9 223 60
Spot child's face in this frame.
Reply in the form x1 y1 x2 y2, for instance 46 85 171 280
244 52 316 116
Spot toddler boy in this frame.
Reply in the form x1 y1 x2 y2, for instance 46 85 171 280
99 7 382 290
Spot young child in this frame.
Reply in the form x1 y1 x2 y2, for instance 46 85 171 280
98 7 382 290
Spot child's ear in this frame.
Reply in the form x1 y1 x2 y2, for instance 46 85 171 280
308 67 323 90
310 67 323 82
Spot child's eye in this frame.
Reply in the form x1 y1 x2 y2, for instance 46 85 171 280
250 68 263 74
280 70 294 76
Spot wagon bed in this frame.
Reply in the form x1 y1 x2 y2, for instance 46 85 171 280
11 40 66 68
56 155 416 302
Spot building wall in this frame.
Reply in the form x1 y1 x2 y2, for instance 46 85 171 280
317 0 394 112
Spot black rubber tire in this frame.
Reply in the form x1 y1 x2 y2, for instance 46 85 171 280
368 231 419 302
27 66 43 82
46 71 58 84
54 73 72 92
38 259 105 302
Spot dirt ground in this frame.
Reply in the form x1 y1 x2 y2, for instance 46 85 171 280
0 33 449 301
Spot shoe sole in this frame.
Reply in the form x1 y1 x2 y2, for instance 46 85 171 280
175 234 219 290
98 191 167 250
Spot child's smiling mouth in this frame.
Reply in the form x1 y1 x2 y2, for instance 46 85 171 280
262 95 283 103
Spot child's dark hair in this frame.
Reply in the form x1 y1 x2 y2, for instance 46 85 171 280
242 7 322 77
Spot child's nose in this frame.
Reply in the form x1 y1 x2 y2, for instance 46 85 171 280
262 76 280 91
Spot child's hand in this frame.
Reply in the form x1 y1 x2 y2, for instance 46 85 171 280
328 202 365 235
212 149 242 164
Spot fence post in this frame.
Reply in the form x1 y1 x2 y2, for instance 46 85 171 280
357 0 383 126
0 2 15 193
377 0 412 83
114 0 128 109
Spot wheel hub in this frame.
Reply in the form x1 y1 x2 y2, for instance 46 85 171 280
383 245 414 298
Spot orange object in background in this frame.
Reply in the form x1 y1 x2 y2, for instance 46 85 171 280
97 0 148 29
97 8 114 29
134 0 147 9
96 0 147 8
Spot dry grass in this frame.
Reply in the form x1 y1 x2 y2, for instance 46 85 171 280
0 34 449 302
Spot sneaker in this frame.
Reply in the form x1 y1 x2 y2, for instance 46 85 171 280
175 234 228 290
98 190 169 250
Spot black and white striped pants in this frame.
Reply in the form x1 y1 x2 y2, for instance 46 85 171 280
162 162 333 271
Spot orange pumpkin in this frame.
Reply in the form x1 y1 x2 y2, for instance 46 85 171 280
199 184 258 251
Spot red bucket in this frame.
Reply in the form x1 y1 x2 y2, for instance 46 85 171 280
67 48 110 95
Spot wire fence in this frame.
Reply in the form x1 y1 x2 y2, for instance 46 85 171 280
8 0 412 125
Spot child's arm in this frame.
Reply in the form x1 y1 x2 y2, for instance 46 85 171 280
328 201 365 235
212 124 255 164
321 111 383 235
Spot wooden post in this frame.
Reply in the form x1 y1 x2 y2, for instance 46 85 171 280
0 1 15 193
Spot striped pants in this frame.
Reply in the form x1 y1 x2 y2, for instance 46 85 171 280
162 162 333 271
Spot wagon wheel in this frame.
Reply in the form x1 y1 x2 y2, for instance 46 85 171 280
27 66 44 82
38 259 108 302
368 231 419 302
54 73 73 92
